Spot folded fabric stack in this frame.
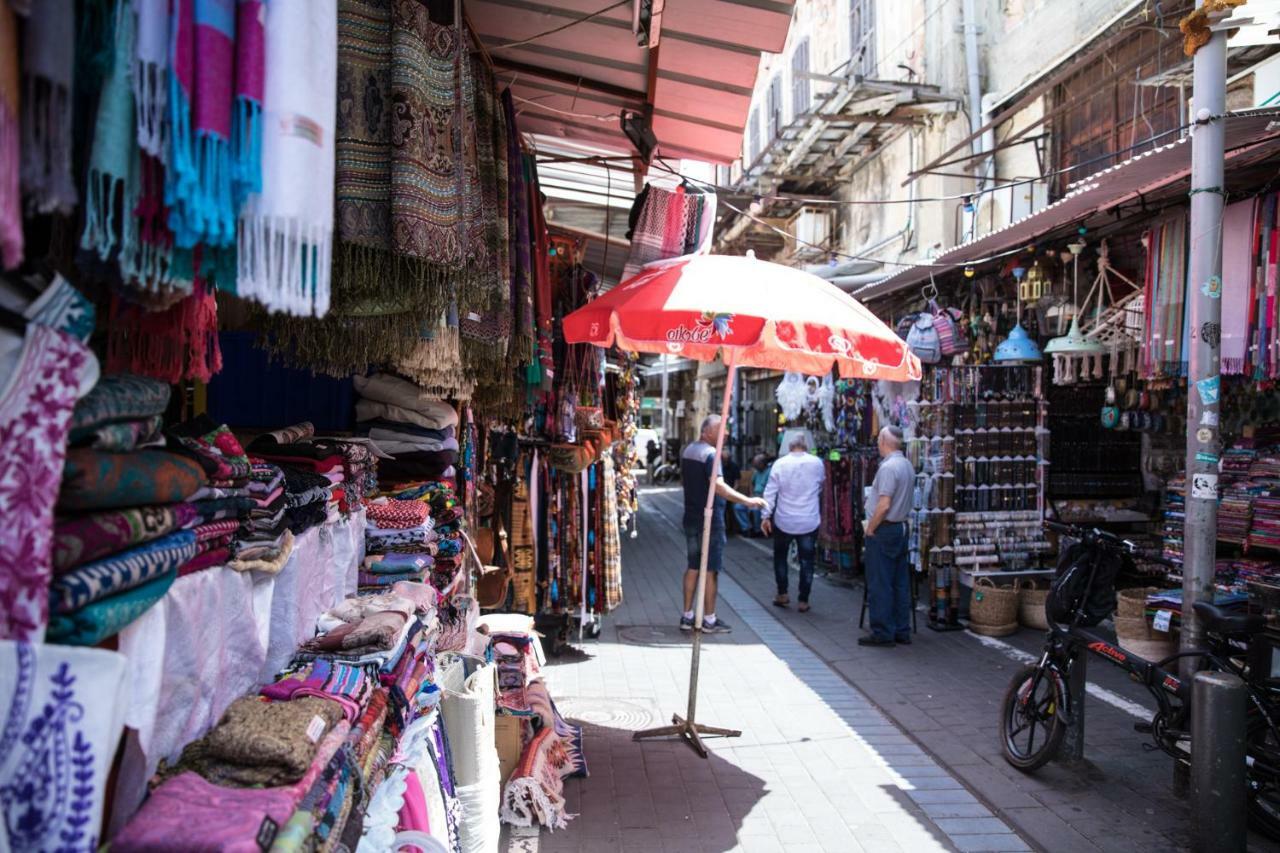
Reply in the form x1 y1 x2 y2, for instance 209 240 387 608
51 376 209 645
164 414 262 573
248 421 382 528
115 566 466 852
493 623 585 831
354 374 459 486
1161 477 1186 567
386 480 466 592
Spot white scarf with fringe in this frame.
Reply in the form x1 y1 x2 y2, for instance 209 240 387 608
236 0 336 317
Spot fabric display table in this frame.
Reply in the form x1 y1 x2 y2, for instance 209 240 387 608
109 510 365 829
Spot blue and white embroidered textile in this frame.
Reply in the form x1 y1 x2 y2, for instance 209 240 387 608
0 640 128 852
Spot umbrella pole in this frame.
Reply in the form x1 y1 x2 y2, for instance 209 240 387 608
634 362 742 758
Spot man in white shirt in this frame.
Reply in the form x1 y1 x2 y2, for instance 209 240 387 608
761 434 826 612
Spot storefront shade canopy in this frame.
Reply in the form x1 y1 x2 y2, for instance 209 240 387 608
562 254 923 381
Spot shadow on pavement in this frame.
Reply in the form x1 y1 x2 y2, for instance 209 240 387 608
542 719 768 853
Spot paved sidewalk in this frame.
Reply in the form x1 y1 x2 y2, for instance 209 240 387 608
533 489 1030 853
636 486 1280 853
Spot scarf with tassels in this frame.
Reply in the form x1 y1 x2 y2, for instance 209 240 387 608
236 0 335 317
82 5 136 262
134 0 169 157
395 315 476 400
122 151 180 291
107 280 222 383
21 0 77 214
0 4 22 268
503 89 534 364
167 0 264 250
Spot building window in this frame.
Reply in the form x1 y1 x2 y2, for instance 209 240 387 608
850 0 875 78
747 106 761 164
792 38 811 117
1051 29 1184 195
767 75 783 140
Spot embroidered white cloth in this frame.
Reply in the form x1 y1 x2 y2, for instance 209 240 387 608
236 0 337 316
0 641 128 853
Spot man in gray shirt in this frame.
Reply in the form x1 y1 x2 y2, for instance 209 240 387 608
860 425 915 646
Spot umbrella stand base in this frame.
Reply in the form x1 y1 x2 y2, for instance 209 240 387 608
632 714 742 758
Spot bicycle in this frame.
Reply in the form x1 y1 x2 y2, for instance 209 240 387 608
999 520 1280 837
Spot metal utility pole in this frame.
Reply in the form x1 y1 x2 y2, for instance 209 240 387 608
1181 2 1227 678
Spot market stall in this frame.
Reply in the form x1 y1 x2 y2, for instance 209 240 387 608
0 0 706 846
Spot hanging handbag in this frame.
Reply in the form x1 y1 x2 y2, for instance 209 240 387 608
930 299 969 357
548 443 592 474
573 404 604 431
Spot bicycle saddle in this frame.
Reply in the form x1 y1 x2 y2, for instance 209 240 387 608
1192 601 1265 636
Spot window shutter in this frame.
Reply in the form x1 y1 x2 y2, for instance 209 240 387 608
792 39 810 117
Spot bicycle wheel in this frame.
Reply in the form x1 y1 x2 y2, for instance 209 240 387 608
1248 725 1280 839
1001 663 1067 771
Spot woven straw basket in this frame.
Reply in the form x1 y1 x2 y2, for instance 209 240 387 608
1019 580 1049 630
970 577 1020 637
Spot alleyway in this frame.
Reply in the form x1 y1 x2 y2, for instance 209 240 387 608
528 486 1280 853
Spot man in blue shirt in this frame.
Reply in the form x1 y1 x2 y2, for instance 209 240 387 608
681 415 767 634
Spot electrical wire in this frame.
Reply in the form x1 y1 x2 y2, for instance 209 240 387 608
718 199 1032 270
491 0 630 50
656 112 1228 208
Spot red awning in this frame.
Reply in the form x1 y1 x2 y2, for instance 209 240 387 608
470 0 794 163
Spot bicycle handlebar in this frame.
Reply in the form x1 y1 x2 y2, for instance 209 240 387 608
1044 519 1177 567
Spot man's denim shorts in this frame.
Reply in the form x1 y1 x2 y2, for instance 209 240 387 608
683 521 726 573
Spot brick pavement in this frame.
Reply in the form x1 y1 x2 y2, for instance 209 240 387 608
633 487 1280 853
530 487 1030 853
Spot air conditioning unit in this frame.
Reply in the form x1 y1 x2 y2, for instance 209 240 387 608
790 207 833 251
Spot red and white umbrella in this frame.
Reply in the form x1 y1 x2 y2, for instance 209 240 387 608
563 253 919 758
563 254 921 380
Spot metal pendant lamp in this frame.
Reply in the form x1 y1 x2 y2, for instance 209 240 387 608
995 266 1044 363
1043 240 1105 357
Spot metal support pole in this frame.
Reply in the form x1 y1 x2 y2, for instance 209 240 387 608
634 359 742 757
660 355 670 466
1181 3 1227 681
1059 651 1087 763
1191 671 1247 852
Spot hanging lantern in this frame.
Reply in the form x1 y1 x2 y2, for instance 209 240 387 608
1021 261 1048 302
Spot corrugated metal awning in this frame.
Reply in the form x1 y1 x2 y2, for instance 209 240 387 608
470 0 794 163
859 108 1280 301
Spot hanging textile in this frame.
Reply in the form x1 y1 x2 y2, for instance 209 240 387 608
81 6 137 262
133 0 169 157
1257 194 1280 380
1221 198 1259 375
20 0 77 214
395 318 476 401
105 281 223 383
166 0 264 247
0 4 20 268
1141 213 1189 378
388 0 466 298
236 0 336 316
503 90 534 363
600 457 623 611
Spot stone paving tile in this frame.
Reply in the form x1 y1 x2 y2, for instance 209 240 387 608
636 491 1265 853
530 487 1023 853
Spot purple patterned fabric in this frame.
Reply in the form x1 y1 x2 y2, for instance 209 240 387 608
0 326 95 642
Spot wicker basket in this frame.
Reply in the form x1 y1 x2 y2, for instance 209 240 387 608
1117 587 1157 619
1121 636 1178 661
970 577 1020 636
1019 580 1049 631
